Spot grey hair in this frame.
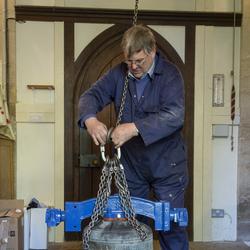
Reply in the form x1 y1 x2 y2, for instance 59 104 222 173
121 25 156 57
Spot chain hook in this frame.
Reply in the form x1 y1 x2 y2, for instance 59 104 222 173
100 145 121 162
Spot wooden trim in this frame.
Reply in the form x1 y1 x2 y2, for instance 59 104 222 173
0 138 14 199
27 84 55 90
15 6 242 27
184 24 196 240
64 22 75 204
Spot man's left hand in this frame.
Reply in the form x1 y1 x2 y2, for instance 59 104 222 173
111 123 139 148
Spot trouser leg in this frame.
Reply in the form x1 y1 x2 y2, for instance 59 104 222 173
158 220 189 250
154 188 189 250
123 157 189 249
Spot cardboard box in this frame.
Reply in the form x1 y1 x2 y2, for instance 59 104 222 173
0 218 9 250
0 200 24 250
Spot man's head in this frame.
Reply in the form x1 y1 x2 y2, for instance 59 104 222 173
121 25 156 79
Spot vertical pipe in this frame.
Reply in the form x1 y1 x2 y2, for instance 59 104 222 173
1 0 7 100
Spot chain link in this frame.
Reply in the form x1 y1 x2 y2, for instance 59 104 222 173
117 0 140 126
83 158 113 249
113 156 147 240
115 76 129 127
133 0 139 26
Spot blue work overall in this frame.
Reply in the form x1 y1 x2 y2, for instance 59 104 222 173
79 52 189 250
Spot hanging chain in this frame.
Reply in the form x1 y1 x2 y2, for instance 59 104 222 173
133 0 139 26
116 0 140 126
116 0 139 126
113 157 147 240
82 1 145 248
83 158 113 249
83 156 147 249
115 76 129 127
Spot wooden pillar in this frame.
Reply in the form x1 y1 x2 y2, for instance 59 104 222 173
0 0 16 199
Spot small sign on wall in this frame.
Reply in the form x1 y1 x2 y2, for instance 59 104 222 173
212 74 224 107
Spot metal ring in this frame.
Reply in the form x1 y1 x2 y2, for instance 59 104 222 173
106 127 114 143
100 145 121 162
116 147 121 159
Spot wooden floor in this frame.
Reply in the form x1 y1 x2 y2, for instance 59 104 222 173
48 241 250 250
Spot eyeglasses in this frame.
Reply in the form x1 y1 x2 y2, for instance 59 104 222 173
124 55 147 67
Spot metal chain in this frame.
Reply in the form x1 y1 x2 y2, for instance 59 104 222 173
83 158 113 249
83 2 143 248
113 156 147 240
82 155 147 249
133 0 139 26
116 0 139 126
115 76 129 127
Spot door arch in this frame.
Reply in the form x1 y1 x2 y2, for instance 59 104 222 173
65 23 194 239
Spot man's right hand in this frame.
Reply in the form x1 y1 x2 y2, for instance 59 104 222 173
85 117 108 146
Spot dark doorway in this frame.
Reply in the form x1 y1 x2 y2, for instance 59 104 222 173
65 24 194 240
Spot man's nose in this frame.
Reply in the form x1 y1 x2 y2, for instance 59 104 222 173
130 63 138 70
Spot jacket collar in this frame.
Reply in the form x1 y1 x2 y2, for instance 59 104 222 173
152 51 165 77
121 51 165 79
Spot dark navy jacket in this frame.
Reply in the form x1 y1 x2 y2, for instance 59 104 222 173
78 52 187 189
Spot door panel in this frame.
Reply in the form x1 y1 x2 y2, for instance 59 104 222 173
78 53 125 201
0 138 14 199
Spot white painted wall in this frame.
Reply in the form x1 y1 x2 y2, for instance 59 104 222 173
194 26 240 241
15 0 242 12
16 22 54 104
15 0 196 11
75 23 112 60
149 26 185 63
16 21 55 205
16 21 64 241
66 0 196 11
16 122 54 204
210 27 240 241
74 23 186 63
212 132 238 241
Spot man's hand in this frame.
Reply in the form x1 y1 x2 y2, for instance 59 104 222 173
111 123 139 148
85 117 108 145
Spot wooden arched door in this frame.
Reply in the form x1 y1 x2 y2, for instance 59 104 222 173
66 24 194 239
77 52 124 200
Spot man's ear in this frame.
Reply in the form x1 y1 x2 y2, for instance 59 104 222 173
151 48 156 57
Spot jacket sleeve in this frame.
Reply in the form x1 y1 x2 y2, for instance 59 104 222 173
134 67 185 146
78 69 116 127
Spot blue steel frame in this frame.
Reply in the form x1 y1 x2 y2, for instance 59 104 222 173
46 195 188 232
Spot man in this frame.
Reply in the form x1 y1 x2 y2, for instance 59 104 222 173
78 25 189 250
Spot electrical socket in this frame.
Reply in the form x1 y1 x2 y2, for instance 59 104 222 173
211 209 225 218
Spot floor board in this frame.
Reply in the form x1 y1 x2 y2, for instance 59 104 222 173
48 240 250 250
